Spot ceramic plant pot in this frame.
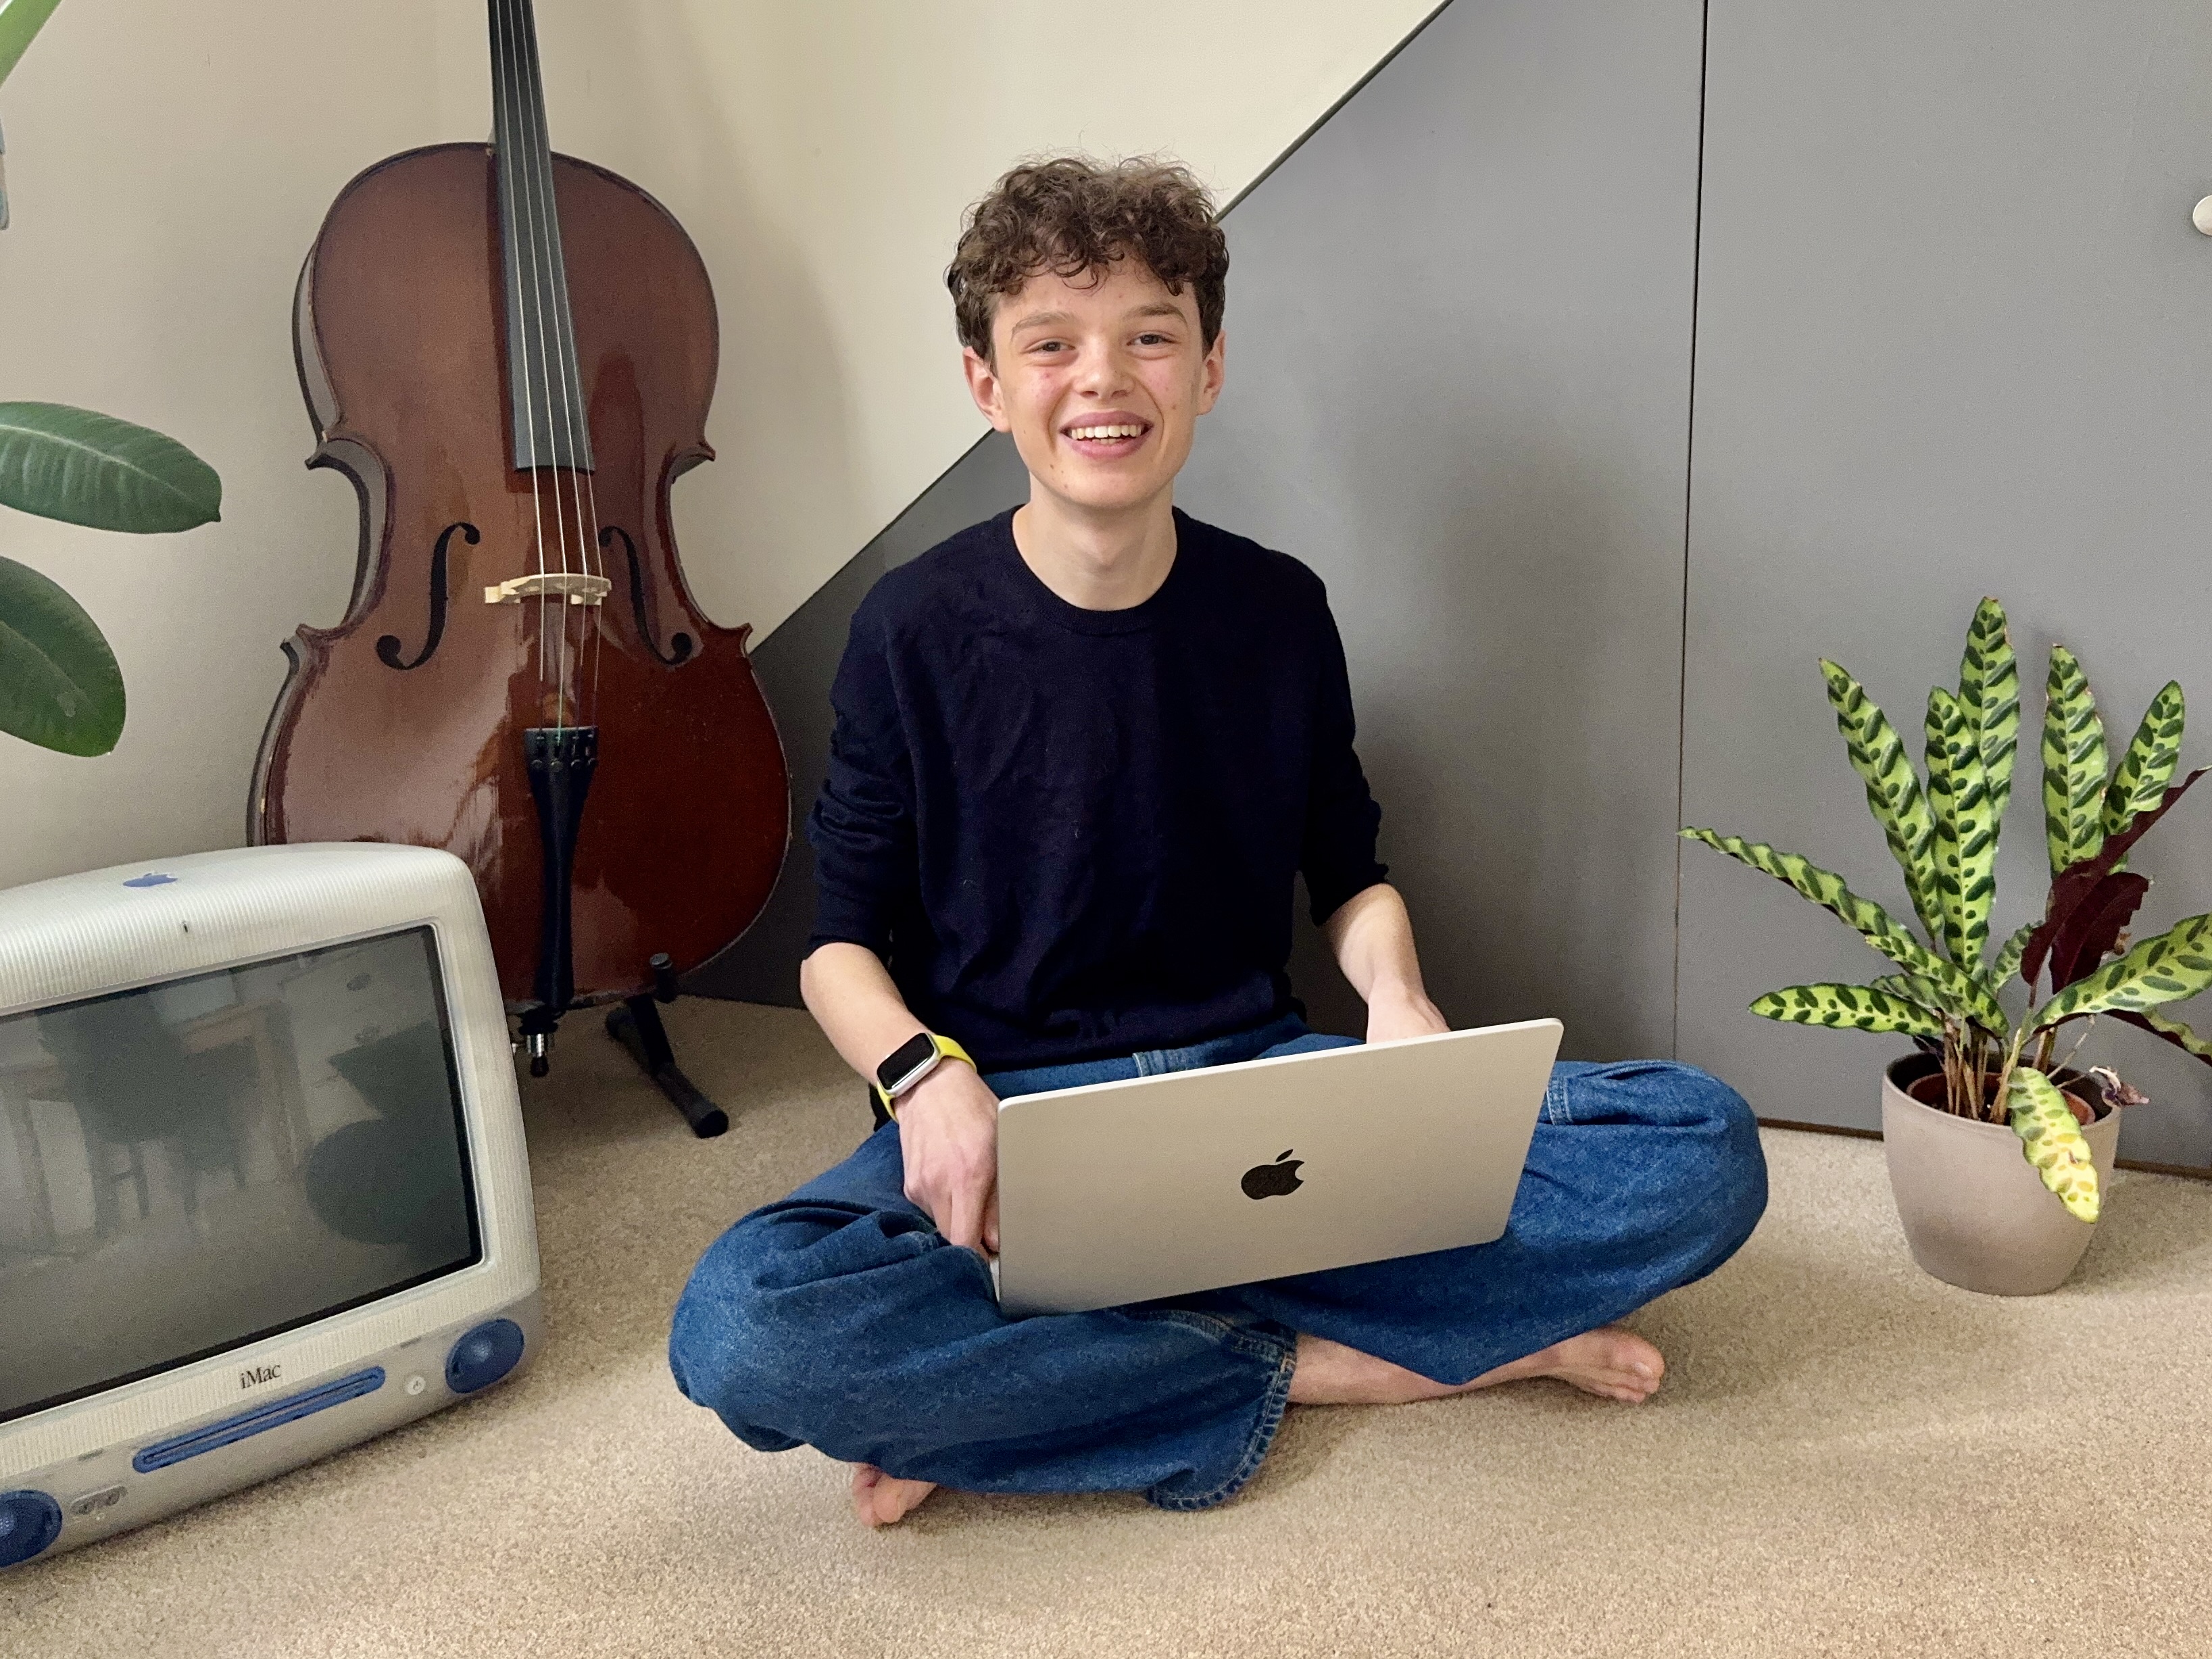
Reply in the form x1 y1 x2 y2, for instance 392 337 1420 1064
1881 1052 2121 1296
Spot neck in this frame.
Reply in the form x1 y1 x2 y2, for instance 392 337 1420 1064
1010 485 1178 611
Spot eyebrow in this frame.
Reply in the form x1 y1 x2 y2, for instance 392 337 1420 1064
1008 302 1187 335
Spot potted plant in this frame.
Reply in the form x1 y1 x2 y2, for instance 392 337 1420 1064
1683 597 2212 1294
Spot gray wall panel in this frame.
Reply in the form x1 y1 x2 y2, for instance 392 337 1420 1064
1681 3 2212 1163
1177 0 1704 1055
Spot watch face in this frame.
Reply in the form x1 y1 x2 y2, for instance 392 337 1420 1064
877 1033 940 1093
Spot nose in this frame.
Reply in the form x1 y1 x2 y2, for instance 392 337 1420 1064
1075 339 1134 400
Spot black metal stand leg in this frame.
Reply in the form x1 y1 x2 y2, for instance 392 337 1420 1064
606 995 728 1139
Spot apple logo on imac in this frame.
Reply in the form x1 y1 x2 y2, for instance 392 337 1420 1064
1241 1149 1304 1200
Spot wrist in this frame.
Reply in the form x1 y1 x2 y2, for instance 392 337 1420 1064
873 1031 976 1117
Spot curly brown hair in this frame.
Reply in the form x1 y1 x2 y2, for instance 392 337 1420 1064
947 156 1229 359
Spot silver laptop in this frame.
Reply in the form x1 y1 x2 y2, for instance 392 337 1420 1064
992 1018 1563 1316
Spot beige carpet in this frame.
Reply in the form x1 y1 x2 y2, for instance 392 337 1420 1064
10 999 2212 1658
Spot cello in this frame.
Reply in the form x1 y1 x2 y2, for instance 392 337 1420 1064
252 0 788 1134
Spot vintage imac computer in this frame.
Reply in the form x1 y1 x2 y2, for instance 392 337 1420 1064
0 844 539 1570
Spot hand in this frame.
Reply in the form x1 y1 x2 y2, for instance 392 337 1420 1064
894 1060 1002 1254
1365 985 1450 1045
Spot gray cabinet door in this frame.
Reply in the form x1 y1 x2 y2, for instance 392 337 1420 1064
1681 2 2212 1164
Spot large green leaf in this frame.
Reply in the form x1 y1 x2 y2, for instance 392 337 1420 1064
0 402 221 533
0 0 64 89
0 552 123 755
2030 912 2212 1029
2102 682 2185 841
1929 686 1997 964
2041 646 2108 877
2007 1066 2099 1223
1821 660 1944 947
1750 982 1946 1037
1679 828 2007 1031
1959 596 2021 847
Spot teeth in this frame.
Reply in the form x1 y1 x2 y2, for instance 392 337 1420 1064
1069 424 1144 441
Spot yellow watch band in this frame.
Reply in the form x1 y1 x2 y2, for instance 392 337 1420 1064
876 1033 975 1119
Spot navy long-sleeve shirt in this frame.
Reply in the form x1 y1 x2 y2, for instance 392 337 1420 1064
806 507 1387 1071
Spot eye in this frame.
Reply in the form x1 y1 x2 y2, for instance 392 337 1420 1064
1134 332 1172 346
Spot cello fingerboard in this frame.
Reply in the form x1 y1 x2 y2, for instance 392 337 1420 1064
488 0 594 475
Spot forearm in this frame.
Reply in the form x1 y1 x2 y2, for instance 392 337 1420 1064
1322 883 1448 1039
800 941 929 1083
1323 883 1427 999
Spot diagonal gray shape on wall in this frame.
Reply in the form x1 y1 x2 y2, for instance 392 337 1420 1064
695 0 1708 1068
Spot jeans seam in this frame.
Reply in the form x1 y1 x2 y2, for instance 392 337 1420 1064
1144 1323 1297 1512
1544 1075 1572 1125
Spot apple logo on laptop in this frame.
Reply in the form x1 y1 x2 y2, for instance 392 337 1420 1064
1242 1149 1304 1200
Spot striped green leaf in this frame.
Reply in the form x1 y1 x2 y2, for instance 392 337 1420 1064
1680 828 2007 1031
2102 682 2185 841
1959 597 2021 843
1821 660 1944 948
1925 688 1967 962
1751 983 1946 1037
1868 969 1986 1030
2007 1066 2100 1223
2030 912 2212 1029
1992 920 2037 991
2124 1008 2212 1062
1932 686 1998 964
2042 647 2109 877
1871 971 1949 1008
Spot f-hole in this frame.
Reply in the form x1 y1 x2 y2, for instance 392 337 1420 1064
376 522 477 670
603 525 694 665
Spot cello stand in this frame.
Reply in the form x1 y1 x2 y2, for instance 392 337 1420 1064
605 953 729 1139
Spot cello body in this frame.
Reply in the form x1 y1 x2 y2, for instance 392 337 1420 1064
252 141 787 1008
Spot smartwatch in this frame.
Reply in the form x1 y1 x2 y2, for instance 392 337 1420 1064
873 1031 975 1117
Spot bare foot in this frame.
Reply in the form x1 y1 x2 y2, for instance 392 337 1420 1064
1288 1326 1664 1406
850 1463 939 1527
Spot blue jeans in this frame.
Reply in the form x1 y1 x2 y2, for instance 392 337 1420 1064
668 1014 1767 1511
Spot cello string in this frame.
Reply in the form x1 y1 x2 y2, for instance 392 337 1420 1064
493 0 555 705
518 3 601 727
504 0 575 731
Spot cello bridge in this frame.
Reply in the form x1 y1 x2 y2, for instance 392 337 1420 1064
484 572 614 607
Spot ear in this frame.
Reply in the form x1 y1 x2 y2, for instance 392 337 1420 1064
963 347 1014 433
1196 328 1227 417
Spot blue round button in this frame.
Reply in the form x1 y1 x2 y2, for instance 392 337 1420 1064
445 1318 526 1395
0 1490 62 1569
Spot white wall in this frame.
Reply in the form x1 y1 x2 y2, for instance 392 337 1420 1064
0 0 1438 891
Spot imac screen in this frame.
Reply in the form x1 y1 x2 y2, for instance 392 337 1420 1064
0 926 481 1424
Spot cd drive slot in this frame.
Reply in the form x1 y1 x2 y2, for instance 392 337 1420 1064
133 1368 387 1473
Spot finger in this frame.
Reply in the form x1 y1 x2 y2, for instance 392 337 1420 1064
982 1184 1001 1256
939 1176 984 1253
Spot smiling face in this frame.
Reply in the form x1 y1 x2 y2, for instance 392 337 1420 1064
962 259 1227 520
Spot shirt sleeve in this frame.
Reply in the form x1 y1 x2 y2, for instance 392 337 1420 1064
1300 597 1389 925
804 595 916 962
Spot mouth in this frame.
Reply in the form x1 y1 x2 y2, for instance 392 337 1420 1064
1060 416 1152 459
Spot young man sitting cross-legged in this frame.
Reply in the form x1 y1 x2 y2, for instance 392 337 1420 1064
668 157 1769 1528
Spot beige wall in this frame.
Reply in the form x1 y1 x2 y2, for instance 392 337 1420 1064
0 0 1437 891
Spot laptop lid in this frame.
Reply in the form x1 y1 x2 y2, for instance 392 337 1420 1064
993 1018 1562 1317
